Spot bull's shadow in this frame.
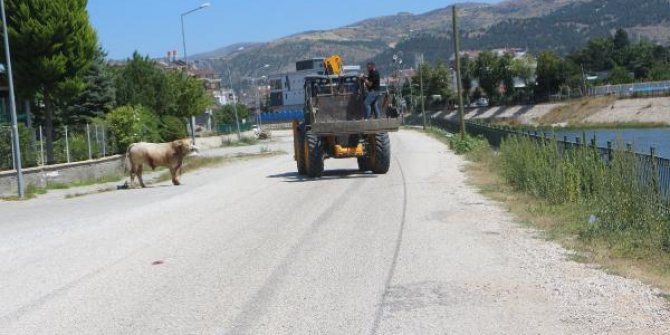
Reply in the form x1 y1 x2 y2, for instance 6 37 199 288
116 182 176 190
268 169 378 183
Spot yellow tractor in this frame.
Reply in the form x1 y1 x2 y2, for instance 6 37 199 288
292 56 401 177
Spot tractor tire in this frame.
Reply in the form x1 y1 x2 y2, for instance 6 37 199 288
370 133 391 174
296 128 307 175
305 131 324 178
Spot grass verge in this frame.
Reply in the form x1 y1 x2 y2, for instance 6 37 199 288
1 173 124 201
221 135 258 147
425 128 670 293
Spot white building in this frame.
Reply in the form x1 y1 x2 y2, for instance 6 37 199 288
213 88 238 106
268 58 324 111
268 59 363 111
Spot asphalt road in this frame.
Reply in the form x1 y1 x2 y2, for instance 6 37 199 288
1 130 668 334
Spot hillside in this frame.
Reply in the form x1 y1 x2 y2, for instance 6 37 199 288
192 0 670 83
468 0 670 54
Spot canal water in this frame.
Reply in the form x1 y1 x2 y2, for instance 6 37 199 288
552 127 670 158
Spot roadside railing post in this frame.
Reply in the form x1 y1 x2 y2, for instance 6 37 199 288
86 123 92 161
607 141 613 163
65 125 70 163
651 146 659 195
102 126 107 157
39 125 45 166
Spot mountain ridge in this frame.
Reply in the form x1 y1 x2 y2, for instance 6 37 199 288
191 0 670 81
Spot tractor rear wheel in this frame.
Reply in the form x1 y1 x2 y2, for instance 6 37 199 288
370 133 391 174
305 131 324 178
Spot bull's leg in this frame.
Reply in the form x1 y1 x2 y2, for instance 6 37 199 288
176 162 183 176
129 166 136 188
170 167 181 186
137 165 146 188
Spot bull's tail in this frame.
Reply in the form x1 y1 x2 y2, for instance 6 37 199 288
124 144 135 174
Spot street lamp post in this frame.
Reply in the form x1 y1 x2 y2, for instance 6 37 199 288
180 2 210 144
250 64 269 130
1 0 24 198
227 66 242 139
253 76 267 130
418 53 427 130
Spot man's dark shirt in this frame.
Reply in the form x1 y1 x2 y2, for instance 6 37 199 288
367 69 380 91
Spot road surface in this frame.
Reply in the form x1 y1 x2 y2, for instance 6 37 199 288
1 130 668 334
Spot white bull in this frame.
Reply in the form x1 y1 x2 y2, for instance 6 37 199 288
125 139 199 188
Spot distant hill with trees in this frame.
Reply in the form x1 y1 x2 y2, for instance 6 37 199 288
194 0 670 81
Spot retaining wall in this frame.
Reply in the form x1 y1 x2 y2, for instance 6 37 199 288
0 155 124 197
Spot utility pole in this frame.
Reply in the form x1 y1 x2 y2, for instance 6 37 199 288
452 5 466 139
418 53 427 130
227 67 242 139
1 0 24 198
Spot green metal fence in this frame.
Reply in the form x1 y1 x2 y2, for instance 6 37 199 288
217 123 255 135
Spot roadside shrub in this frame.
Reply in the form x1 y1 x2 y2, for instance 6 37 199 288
53 132 90 163
498 135 670 253
159 115 188 142
0 124 39 170
448 134 488 155
106 105 161 153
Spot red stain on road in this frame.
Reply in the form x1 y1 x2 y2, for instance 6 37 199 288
151 260 164 266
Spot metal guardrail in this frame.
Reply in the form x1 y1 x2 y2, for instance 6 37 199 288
589 80 670 97
425 116 670 212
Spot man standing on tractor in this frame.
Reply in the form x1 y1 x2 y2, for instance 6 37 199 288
361 62 381 119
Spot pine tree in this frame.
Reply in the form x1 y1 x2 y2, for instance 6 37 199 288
63 48 116 124
2 0 98 163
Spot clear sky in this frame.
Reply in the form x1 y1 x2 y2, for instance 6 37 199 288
87 0 500 60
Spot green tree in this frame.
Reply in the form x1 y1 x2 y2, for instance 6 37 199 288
409 63 433 111
63 48 116 124
608 66 633 84
571 37 615 72
113 52 172 116
213 104 250 126
106 105 161 153
626 41 656 80
474 51 501 102
165 70 211 119
459 55 474 105
649 63 670 81
495 54 515 102
159 115 188 142
426 62 452 103
535 50 564 98
613 28 630 51
511 55 535 87
3 0 98 163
